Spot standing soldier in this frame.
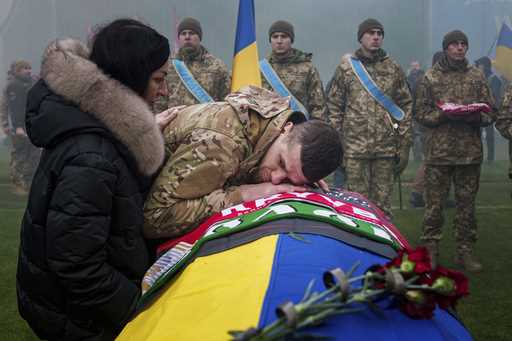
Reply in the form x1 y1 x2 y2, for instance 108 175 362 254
415 31 495 271
496 83 512 198
260 20 326 120
327 18 412 216
4 60 40 194
154 17 231 111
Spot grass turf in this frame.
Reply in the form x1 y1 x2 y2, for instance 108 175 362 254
0 145 511 341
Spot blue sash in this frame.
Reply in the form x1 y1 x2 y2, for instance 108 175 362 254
349 57 405 121
172 60 214 103
259 59 310 119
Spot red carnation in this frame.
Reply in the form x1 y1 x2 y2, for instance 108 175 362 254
405 247 432 274
431 266 469 309
384 247 432 275
399 293 437 319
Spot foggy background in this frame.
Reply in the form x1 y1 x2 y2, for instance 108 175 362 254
1 0 511 153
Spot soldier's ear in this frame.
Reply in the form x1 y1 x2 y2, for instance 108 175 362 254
281 121 294 135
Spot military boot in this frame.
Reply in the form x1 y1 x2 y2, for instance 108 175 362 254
455 249 482 272
423 241 439 269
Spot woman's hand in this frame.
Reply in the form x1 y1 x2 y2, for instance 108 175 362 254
156 105 185 131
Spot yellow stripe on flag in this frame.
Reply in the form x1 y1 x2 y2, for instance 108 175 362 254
117 235 278 341
493 45 512 81
232 43 262 91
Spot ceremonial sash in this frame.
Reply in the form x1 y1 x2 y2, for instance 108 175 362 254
259 59 310 119
172 59 214 103
349 57 405 121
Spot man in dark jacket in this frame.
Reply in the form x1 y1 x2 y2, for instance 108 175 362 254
17 20 169 340
3 60 40 194
475 56 502 163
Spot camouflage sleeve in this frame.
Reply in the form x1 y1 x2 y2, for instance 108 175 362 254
0 88 8 131
497 84 512 140
326 65 347 136
414 75 448 128
307 66 327 120
394 66 413 148
143 129 245 239
215 63 232 101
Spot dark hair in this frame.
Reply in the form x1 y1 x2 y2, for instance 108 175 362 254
90 18 170 97
289 119 343 183
475 56 492 77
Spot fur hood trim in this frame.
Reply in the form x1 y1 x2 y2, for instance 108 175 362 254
40 38 164 176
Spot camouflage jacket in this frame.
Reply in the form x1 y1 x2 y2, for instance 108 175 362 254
262 48 326 120
154 45 231 111
326 49 412 159
414 59 495 165
0 86 8 132
496 83 512 175
144 86 299 238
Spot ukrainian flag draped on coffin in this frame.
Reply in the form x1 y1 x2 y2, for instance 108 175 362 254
493 23 512 80
231 0 261 91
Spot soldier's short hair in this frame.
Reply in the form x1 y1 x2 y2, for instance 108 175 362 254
12 60 31 75
89 18 170 97
288 119 343 183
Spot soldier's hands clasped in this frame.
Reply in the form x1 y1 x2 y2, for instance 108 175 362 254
240 182 307 202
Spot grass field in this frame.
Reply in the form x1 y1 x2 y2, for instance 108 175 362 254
0 143 511 341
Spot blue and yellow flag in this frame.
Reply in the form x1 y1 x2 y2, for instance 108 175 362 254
493 23 512 80
231 0 261 91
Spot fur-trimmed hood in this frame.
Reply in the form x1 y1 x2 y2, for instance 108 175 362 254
31 38 164 176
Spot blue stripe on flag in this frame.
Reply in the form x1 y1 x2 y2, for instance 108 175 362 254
497 23 512 49
257 234 472 340
234 0 256 54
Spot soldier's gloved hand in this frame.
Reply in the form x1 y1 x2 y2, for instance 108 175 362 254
442 111 466 121
463 112 481 125
394 146 410 176
240 182 307 202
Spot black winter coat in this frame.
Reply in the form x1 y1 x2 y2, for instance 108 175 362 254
16 39 165 341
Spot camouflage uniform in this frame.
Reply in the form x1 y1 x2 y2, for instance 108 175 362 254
4 75 40 191
262 48 326 120
496 83 512 181
144 86 299 238
414 56 495 255
327 49 412 216
154 45 231 111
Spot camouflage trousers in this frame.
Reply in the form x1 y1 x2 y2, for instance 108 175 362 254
345 158 394 217
10 135 40 190
421 164 480 253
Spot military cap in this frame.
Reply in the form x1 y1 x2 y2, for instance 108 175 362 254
178 17 202 40
269 20 295 43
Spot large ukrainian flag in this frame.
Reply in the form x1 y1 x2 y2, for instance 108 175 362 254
493 23 512 80
231 0 261 91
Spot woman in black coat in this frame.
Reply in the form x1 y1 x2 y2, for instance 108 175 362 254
16 19 174 340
